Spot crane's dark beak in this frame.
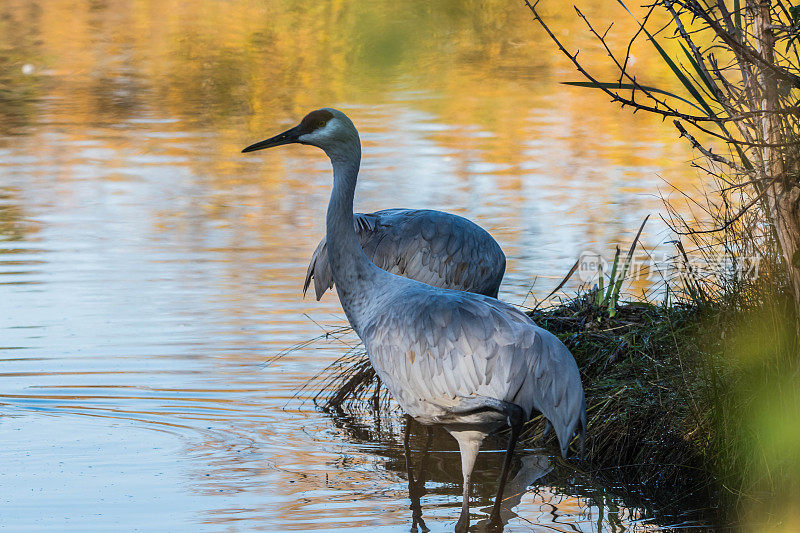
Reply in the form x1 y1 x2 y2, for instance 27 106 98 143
241 124 302 153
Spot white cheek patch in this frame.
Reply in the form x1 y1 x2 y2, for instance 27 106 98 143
318 119 339 138
300 119 339 144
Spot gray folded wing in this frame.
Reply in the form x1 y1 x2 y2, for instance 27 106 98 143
303 209 505 300
361 289 585 457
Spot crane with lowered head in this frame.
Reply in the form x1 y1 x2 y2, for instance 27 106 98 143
304 208 506 300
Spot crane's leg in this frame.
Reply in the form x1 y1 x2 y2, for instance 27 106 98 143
412 426 433 532
417 426 433 487
451 430 486 533
488 408 525 529
403 415 415 484
404 416 429 532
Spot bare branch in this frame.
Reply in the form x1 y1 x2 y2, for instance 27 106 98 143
672 183 772 235
682 0 800 86
523 0 719 122
673 119 752 173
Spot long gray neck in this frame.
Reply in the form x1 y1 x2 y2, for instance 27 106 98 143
325 140 381 329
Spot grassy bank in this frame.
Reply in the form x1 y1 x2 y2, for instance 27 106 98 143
308 281 799 528
528 295 710 512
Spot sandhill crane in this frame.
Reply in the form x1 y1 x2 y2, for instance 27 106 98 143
304 208 505 300
243 108 586 532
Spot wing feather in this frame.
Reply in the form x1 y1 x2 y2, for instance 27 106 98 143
303 239 332 301
303 213 380 300
362 288 585 457
304 209 506 299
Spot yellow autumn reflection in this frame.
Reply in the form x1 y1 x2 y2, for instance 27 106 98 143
0 1 710 531
2 0 704 281
6 0 694 155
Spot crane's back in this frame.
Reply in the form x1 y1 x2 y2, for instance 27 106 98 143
357 277 585 455
304 208 506 300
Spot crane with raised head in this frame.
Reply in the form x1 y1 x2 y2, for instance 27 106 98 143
243 108 586 532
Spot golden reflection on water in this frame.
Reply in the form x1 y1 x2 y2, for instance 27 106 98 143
1 0 701 530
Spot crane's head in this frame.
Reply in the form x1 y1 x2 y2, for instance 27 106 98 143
241 108 358 156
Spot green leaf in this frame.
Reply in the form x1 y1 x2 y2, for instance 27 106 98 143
679 43 721 103
734 143 753 171
562 81 707 113
615 0 752 170
597 263 605 307
605 247 620 306
790 5 800 26
539 257 580 307
610 215 649 311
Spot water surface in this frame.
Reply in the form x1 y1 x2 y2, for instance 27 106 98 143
1 1 700 531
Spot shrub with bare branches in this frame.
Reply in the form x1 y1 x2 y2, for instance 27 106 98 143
525 0 800 342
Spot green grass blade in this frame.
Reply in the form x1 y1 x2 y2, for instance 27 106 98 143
605 247 621 306
539 257 580 308
616 0 715 117
614 0 752 170
597 262 605 307
678 43 721 103
733 0 742 39
733 142 753 170
611 215 650 310
647 31 715 116
675 45 752 169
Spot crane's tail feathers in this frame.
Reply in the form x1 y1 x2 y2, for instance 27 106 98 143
303 214 376 301
434 396 524 428
304 240 332 301
554 395 587 460
559 440 569 459
353 212 379 233
302 262 314 299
